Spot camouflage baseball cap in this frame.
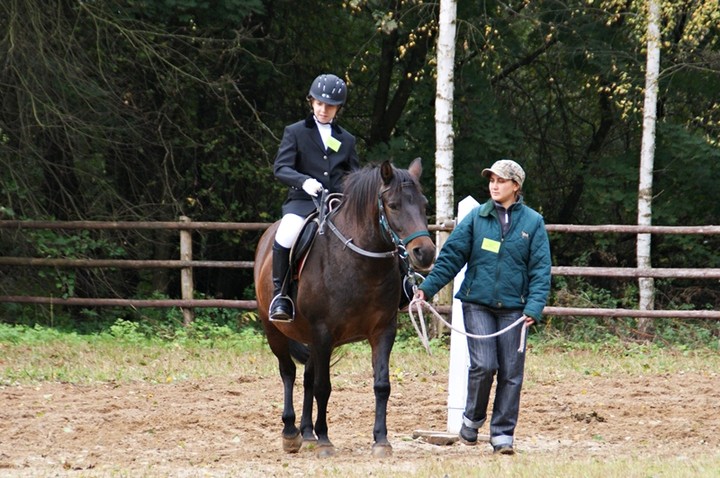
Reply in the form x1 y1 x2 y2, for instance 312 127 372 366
481 159 525 187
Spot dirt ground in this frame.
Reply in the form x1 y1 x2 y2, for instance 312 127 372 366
1 358 719 477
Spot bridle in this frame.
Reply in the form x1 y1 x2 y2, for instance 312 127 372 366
323 183 431 261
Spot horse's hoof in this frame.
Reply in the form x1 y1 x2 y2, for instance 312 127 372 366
282 432 303 454
372 443 393 458
315 443 336 458
300 436 317 452
302 432 318 443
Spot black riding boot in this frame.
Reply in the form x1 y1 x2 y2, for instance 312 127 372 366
269 241 294 322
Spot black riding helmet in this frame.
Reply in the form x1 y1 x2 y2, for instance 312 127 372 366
308 74 347 106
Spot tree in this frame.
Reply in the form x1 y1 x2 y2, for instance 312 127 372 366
2 0 719 324
0 0 270 301
434 0 458 307
637 0 661 334
338 1 438 153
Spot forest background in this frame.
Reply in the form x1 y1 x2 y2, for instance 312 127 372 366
1 0 718 337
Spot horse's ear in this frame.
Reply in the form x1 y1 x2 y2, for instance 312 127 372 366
380 160 394 185
408 157 422 179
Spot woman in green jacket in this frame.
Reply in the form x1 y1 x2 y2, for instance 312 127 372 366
415 159 551 455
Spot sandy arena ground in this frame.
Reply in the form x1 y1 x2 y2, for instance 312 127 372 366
1 354 718 476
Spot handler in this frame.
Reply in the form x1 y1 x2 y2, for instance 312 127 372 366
269 73 360 322
414 159 551 454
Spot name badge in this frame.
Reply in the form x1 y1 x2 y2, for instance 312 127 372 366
326 136 341 152
481 237 501 253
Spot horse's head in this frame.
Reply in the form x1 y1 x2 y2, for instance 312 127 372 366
378 158 436 271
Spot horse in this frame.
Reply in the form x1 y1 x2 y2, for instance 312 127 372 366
253 158 436 458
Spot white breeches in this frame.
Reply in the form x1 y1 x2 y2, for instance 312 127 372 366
274 214 305 249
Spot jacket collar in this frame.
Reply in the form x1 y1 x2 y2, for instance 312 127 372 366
479 196 524 217
304 114 342 135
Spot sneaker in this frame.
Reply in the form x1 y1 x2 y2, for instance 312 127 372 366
459 424 478 445
493 444 515 455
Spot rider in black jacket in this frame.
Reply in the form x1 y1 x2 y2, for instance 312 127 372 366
269 73 360 322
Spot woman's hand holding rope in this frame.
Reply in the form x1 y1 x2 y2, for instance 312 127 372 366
409 290 530 354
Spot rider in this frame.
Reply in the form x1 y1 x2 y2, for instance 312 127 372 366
269 73 361 322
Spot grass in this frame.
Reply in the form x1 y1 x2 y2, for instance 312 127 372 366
529 340 720 376
21 456 717 478
412 456 720 478
118 455 720 478
0 322 278 384
2 320 719 384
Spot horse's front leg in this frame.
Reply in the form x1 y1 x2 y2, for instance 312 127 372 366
370 317 397 458
299 352 317 443
311 328 335 457
276 352 303 453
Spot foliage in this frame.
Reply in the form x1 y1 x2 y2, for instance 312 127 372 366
544 276 720 349
0 0 718 331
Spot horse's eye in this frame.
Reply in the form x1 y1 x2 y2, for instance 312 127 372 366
387 202 399 211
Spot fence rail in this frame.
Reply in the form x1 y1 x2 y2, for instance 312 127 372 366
1 220 718 320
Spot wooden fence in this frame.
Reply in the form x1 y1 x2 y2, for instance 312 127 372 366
1 220 719 321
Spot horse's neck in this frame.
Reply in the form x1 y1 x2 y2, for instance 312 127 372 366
334 210 392 252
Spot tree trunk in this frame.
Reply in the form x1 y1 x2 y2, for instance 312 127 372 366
637 0 661 337
434 0 457 331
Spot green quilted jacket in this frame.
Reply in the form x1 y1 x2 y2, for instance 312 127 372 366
419 197 552 321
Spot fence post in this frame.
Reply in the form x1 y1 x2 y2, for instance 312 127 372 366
179 216 194 326
446 195 479 434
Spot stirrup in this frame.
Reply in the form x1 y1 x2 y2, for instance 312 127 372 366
269 294 295 322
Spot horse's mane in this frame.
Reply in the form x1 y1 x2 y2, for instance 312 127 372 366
341 163 418 225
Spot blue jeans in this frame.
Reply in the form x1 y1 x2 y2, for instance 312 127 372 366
461 302 527 448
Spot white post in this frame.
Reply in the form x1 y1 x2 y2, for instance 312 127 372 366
446 195 479 433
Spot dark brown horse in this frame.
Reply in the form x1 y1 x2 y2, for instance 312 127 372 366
254 159 436 457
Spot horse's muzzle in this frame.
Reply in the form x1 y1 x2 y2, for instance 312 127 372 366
408 239 436 271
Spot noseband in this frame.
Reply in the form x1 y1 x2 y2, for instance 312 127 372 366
377 185 431 261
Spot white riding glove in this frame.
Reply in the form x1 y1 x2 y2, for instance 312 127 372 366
302 178 323 197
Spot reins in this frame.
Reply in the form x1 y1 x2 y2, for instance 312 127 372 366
407 296 529 355
326 218 397 259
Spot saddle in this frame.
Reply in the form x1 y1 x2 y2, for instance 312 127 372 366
288 213 319 273
284 193 343 291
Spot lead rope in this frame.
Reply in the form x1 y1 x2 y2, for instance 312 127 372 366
407 296 528 355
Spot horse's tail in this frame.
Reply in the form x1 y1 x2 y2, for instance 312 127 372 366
289 339 310 364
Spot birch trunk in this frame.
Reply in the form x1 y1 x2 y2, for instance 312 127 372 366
434 0 458 316
637 0 661 336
